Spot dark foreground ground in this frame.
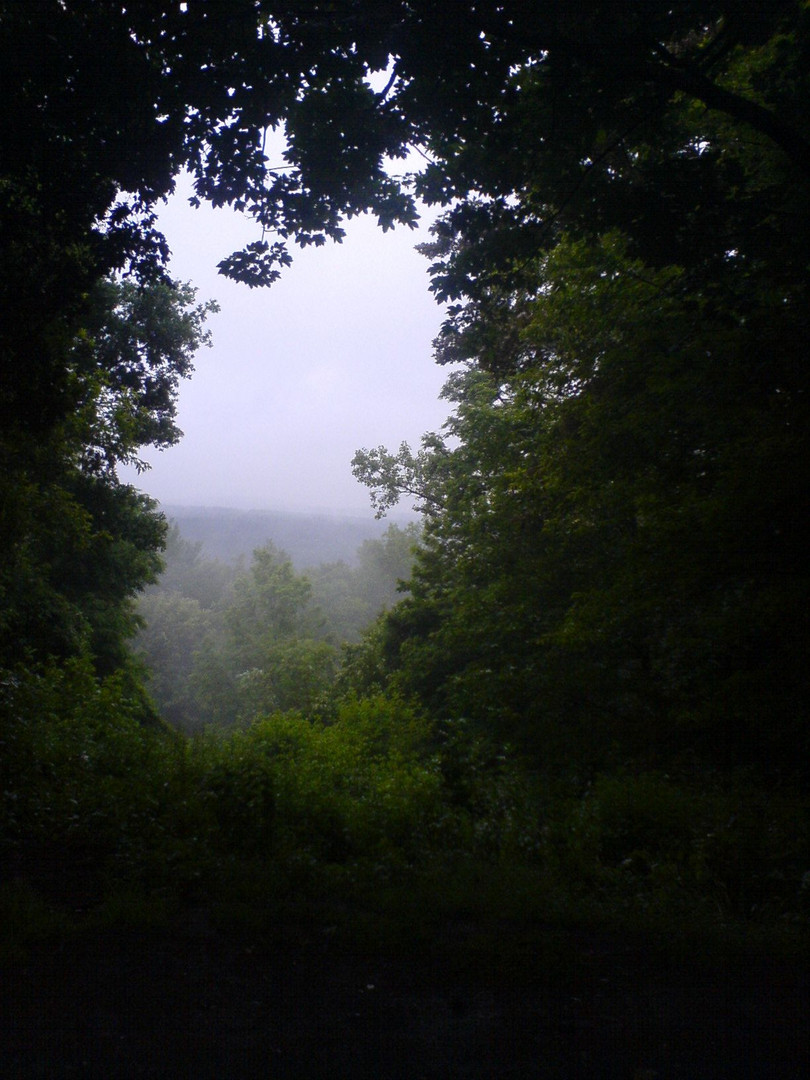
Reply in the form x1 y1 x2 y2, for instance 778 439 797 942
2 916 808 1080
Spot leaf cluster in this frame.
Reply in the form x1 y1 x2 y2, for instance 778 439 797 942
351 15 810 784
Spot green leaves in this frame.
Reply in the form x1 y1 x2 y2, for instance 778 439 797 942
355 196 810 776
67 277 219 474
185 542 337 726
216 241 293 288
351 440 448 518
0 274 216 677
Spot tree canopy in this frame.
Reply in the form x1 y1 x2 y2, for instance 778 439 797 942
349 3 810 780
2 2 810 967
2 1 809 767
0 276 215 676
4 1 807 447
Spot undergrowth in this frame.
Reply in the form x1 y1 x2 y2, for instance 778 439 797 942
2 661 808 966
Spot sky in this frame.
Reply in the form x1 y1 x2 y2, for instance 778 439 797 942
120 174 453 516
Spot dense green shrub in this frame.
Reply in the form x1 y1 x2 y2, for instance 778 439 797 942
4 659 806 948
1 661 170 851
543 772 810 919
193 697 443 864
2 668 535 897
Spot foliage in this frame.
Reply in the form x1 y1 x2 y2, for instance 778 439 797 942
309 522 421 642
67 278 218 475
0 468 166 675
205 698 440 863
6 0 809 726
352 23 810 781
136 591 217 729
2 662 807 960
4 0 810 958
196 541 335 726
0 661 174 866
0 665 541 913
5 2 807 446
0 275 215 677
135 524 420 729
543 772 810 921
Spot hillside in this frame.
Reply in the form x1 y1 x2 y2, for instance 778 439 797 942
159 505 409 569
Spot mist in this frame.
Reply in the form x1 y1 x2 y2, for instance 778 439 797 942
120 176 449 516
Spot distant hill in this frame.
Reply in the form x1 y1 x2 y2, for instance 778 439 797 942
159 505 409 569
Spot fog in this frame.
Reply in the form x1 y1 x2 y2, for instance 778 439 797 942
120 175 450 516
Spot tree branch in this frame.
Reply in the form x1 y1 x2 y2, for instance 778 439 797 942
647 50 810 179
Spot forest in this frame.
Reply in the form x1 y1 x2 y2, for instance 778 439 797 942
134 518 421 729
1 2 809 1074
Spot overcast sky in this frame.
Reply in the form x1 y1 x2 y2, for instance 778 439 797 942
120 174 452 516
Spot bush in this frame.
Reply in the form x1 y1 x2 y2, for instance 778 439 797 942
543 771 810 920
227 697 444 863
9 659 804 946
1 661 173 855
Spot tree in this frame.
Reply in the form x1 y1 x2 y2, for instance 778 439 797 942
354 215 810 776
68 279 218 476
5 2 808 504
1 0 412 683
3 1 809 764
227 544 315 655
4 3 808 433
179 542 338 725
310 522 421 642
0 0 418 443
0 277 216 675
344 6 809 783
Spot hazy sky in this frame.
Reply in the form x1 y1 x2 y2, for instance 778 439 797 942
120 174 452 515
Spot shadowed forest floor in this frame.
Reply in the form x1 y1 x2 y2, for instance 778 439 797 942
2 914 808 1079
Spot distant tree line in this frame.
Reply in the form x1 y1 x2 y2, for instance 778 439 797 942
135 523 419 730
